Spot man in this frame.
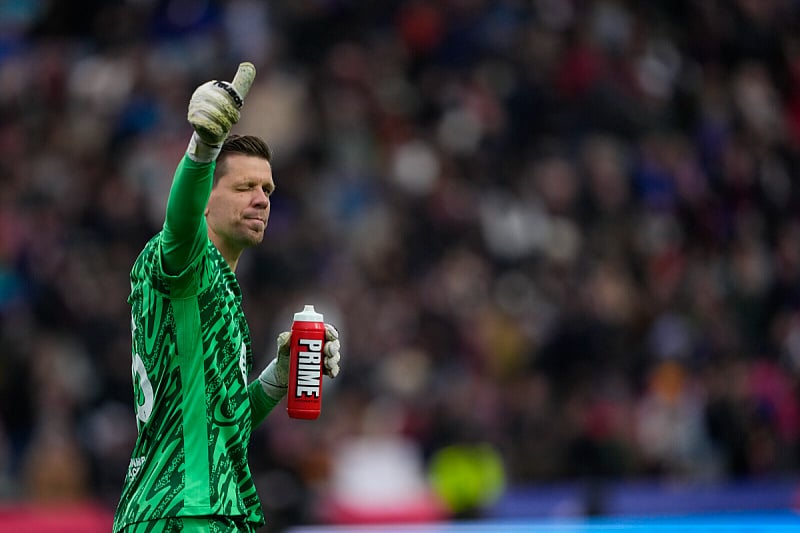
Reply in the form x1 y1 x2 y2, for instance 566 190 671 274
113 63 341 532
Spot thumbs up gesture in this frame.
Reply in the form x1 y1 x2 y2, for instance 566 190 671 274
186 62 256 162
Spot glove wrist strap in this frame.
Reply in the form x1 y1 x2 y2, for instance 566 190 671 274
186 132 223 163
259 359 288 400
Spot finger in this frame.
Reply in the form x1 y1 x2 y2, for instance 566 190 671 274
276 331 291 356
323 341 340 378
324 339 340 358
325 352 340 368
325 364 339 378
197 84 240 124
231 62 256 101
188 81 241 142
324 354 340 378
324 323 339 341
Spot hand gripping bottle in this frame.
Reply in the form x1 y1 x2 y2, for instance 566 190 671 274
287 305 326 419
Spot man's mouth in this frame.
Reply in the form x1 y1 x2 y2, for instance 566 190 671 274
244 216 266 229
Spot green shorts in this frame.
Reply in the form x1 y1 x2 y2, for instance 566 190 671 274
119 516 256 533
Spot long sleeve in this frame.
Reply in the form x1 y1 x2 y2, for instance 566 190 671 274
161 155 216 276
248 380 281 428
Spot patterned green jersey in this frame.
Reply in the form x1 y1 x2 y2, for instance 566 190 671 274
114 156 270 531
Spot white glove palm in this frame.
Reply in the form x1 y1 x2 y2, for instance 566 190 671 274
186 62 256 162
259 324 342 400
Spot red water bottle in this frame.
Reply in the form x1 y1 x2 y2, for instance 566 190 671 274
287 304 326 419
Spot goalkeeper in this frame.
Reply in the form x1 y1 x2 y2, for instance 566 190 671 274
113 63 342 533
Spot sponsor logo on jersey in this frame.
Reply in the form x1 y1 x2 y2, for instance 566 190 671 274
127 455 146 481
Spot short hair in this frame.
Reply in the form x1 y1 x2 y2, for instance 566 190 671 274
214 134 273 184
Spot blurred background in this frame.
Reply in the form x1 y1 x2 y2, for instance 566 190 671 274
3 0 800 531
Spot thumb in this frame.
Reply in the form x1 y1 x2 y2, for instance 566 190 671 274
231 62 256 102
276 331 291 359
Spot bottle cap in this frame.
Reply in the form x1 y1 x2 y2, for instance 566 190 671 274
293 304 323 322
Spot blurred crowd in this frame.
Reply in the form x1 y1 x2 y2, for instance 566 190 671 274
3 0 800 528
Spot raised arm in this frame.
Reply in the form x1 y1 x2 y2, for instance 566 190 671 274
161 63 256 275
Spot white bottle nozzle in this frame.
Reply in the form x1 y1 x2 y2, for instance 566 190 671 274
294 304 324 322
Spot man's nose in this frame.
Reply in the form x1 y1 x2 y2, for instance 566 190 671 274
253 190 269 207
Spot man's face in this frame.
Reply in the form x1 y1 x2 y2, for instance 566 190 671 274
206 153 274 254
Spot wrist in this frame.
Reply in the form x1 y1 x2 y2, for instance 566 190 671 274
186 132 223 163
258 359 288 400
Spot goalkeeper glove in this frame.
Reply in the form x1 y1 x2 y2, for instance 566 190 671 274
186 62 256 163
258 324 342 400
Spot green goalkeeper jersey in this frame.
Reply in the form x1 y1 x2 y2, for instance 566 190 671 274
113 156 277 532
